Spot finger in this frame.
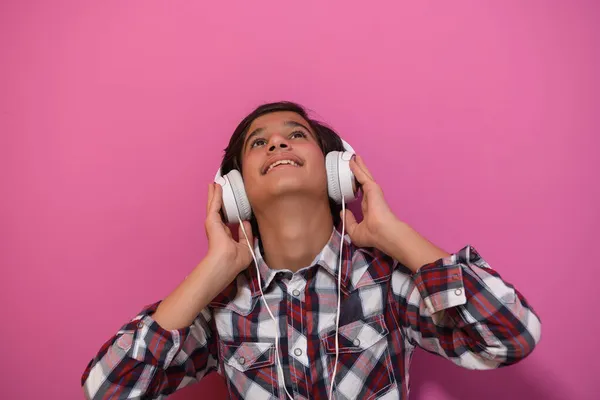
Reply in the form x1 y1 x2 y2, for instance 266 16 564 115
206 183 214 215
355 155 375 181
350 157 372 185
225 224 233 239
341 209 359 238
238 220 254 246
207 184 224 219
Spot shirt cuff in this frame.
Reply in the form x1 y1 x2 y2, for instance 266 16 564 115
412 245 483 315
126 302 191 369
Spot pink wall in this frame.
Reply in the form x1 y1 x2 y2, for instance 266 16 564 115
1 1 598 399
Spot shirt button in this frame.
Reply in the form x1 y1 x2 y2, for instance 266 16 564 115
294 348 302 356
238 357 246 365
137 321 144 329
455 288 463 296
292 289 301 297
353 339 360 346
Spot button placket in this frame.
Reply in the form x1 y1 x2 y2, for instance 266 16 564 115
287 272 309 398
288 275 306 299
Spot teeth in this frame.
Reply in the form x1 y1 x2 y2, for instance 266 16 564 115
266 159 299 173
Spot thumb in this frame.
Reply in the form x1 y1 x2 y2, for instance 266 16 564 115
238 220 254 247
341 209 359 238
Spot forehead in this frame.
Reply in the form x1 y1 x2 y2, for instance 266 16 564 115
246 111 312 137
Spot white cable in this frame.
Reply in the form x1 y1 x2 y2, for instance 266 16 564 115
238 216 295 400
238 188 346 400
328 194 345 400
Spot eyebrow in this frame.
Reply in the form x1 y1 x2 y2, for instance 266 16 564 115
284 120 312 134
243 127 264 152
243 120 313 151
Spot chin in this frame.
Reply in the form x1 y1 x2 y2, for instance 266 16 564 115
273 176 329 199
268 177 307 195
248 169 327 201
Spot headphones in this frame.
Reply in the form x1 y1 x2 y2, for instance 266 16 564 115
214 139 359 224
214 138 358 400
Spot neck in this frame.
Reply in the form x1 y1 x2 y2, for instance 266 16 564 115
254 195 334 272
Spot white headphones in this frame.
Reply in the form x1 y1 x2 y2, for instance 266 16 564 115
215 138 357 399
214 139 359 223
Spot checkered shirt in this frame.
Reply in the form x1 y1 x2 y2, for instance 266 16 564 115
82 229 541 399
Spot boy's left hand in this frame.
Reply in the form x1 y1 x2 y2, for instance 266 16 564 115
342 155 398 249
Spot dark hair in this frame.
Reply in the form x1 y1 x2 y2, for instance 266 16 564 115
220 101 345 237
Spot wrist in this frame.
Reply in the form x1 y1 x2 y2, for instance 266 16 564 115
197 253 240 287
376 218 450 273
153 256 234 331
375 217 410 259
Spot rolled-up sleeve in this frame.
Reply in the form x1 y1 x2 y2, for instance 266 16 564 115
81 301 218 399
393 245 542 369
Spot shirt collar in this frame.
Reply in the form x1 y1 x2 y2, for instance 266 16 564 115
247 228 354 297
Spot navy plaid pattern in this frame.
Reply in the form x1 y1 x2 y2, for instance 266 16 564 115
82 229 541 399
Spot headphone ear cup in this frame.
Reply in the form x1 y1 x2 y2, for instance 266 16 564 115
221 170 252 223
326 151 358 204
326 151 343 204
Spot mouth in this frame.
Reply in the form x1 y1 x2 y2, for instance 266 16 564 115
263 158 303 174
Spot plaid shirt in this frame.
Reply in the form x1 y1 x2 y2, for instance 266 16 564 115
82 229 541 399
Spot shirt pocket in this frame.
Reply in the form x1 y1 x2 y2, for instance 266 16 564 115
219 340 279 399
321 314 397 400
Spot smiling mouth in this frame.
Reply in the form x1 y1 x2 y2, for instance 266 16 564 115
264 159 302 174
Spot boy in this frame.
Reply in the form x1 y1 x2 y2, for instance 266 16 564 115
82 102 541 399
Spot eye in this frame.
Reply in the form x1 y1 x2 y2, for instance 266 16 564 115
290 130 307 139
251 138 267 148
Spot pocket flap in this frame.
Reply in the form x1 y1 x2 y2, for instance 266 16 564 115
220 341 275 372
321 315 389 354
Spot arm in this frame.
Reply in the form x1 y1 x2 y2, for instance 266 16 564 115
388 232 542 368
81 256 228 399
82 184 255 399
375 217 450 273
344 155 541 368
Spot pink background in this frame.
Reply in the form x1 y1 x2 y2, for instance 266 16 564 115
1 1 598 399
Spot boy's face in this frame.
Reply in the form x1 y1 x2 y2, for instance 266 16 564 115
240 111 329 209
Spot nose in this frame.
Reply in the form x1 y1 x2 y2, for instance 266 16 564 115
267 134 290 152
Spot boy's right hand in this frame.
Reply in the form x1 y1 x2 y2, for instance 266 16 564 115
152 183 253 331
204 183 254 277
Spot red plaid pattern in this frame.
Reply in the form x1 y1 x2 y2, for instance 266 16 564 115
82 230 541 399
